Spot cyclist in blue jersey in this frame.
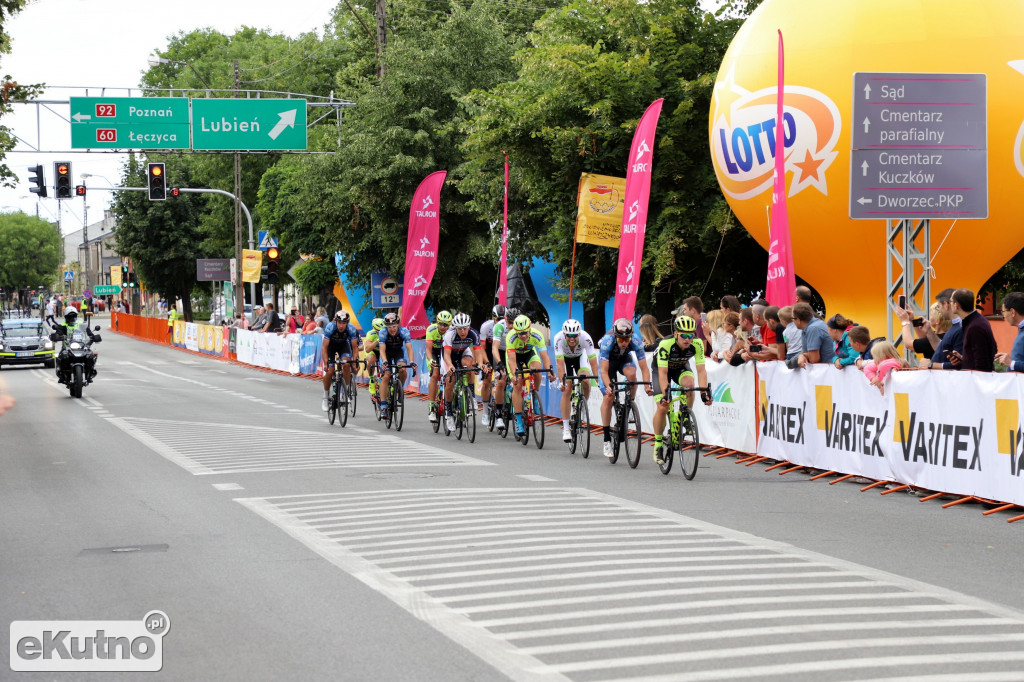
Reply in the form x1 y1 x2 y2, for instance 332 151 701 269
321 310 361 412
377 312 416 419
598 318 653 458
442 312 484 432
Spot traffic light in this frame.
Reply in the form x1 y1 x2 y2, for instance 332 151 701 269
266 246 280 285
121 265 129 285
75 185 86 197
169 187 180 198
27 165 46 198
127 273 138 289
54 162 72 199
147 162 166 201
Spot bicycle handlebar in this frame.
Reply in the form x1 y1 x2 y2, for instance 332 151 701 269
665 385 711 393
611 380 651 387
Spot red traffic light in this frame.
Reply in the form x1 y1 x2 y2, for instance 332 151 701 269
56 164 69 176
169 187 180 197
75 185 86 196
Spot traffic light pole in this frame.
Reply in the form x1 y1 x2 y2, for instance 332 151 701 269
86 185 256 310
82 187 89 296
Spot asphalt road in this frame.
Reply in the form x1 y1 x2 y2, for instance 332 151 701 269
2 328 1023 681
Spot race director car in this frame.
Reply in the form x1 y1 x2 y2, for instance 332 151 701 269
0 317 56 368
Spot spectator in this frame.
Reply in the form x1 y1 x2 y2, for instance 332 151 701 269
678 296 708 346
314 306 330 328
764 306 786 360
863 341 908 393
778 305 802 366
827 314 859 369
847 325 880 369
925 289 963 370
896 298 952 368
720 295 741 314
995 292 1024 371
794 302 836 367
251 305 268 332
231 312 249 329
710 311 739 363
263 302 284 333
704 309 724 348
948 288 996 371
302 309 319 334
638 314 664 352
285 307 305 334
728 308 760 366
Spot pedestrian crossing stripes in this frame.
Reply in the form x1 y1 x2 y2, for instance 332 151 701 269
105 417 494 475
238 487 1024 681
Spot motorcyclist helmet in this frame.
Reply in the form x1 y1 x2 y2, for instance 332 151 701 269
63 306 78 323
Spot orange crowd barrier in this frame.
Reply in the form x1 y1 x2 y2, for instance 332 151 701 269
110 312 173 344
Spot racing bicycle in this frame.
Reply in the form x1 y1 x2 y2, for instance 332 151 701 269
513 368 550 449
609 380 649 468
564 372 592 458
382 361 416 431
657 384 709 479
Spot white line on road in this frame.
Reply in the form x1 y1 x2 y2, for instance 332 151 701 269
517 475 555 482
213 483 243 491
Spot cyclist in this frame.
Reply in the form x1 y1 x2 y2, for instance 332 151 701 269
321 310 361 412
652 315 713 464
598 318 654 458
377 312 416 420
477 304 504 427
553 318 599 443
505 313 555 438
362 317 386 404
425 311 453 422
442 312 485 432
490 306 519 430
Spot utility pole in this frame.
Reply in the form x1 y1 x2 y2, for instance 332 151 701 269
376 0 387 79
233 59 244 319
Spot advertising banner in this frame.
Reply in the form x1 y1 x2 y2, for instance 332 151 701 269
241 249 262 283
499 155 509 305
401 170 447 338
298 335 321 375
613 99 664 322
765 30 797 308
575 172 626 248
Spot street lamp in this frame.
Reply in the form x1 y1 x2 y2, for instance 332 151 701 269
148 56 212 90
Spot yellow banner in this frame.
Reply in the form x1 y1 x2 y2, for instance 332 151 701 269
575 172 626 248
110 266 122 287
242 249 263 283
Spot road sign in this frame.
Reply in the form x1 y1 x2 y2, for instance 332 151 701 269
63 271 74 282
192 99 307 150
849 72 987 219
196 259 232 282
371 270 403 308
83 289 92 298
69 97 190 150
257 231 279 250
93 285 122 295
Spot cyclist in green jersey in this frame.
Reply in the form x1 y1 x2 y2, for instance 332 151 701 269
425 310 452 423
505 314 555 437
363 317 385 402
653 315 713 464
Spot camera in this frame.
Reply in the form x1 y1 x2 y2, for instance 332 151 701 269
748 344 763 353
912 317 925 327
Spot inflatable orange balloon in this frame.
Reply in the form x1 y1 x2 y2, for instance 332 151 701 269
709 0 1024 335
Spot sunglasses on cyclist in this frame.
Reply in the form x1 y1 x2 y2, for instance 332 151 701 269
438 323 450 328
677 332 695 339
517 330 530 337
564 333 579 339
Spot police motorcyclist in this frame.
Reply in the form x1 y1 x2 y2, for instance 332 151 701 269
50 306 101 381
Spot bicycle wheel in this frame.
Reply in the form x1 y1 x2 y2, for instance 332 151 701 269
455 389 465 441
568 393 579 455
328 380 339 425
487 397 496 432
531 389 545 450
609 405 621 464
576 394 591 459
624 402 641 469
431 400 441 433
464 386 477 443
658 436 674 475
339 379 349 427
371 380 381 421
384 385 394 429
498 404 509 438
394 382 405 432
348 375 358 417
679 408 700 480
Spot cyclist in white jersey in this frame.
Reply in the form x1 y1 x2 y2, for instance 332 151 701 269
553 319 599 442
477 304 503 427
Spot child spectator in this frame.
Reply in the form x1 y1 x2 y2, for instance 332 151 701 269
779 305 802 366
863 341 907 392
638 314 665 352
827 314 859 368
710 311 738 362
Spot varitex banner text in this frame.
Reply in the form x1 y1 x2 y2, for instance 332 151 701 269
10 611 169 672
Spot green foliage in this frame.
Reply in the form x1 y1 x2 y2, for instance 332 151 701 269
293 258 338 296
0 0 41 187
459 0 763 319
0 211 59 289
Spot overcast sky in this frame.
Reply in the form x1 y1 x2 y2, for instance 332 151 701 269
0 0 338 232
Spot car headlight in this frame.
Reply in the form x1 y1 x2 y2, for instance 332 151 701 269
0 343 4 351
44 341 54 349
69 342 82 350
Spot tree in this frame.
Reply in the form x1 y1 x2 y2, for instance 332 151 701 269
110 157 208 321
0 211 59 290
459 0 766 329
0 0 42 187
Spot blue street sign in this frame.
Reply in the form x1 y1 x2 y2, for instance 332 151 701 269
257 230 278 250
370 270 403 308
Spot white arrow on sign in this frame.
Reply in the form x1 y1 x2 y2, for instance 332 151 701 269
72 112 91 122
863 83 871 100
267 109 298 141
861 160 869 177
862 117 871 134
857 197 873 205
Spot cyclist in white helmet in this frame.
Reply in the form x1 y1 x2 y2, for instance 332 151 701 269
552 318 599 443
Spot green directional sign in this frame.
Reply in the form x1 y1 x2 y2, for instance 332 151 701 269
93 285 122 295
70 97 190 150
191 99 307 150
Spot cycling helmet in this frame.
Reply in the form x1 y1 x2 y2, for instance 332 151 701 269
63 306 78 322
513 314 531 332
452 312 471 328
562 319 582 335
371 317 385 331
383 312 400 326
505 307 520 323
334 310 350 322
436 310 453 325
613 318 634 338
492 304 506 319
674 315 696 333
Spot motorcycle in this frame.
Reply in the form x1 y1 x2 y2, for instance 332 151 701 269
50 325 102 398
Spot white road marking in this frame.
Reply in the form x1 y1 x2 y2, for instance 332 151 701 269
212 483 243 491
517 475 555 482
